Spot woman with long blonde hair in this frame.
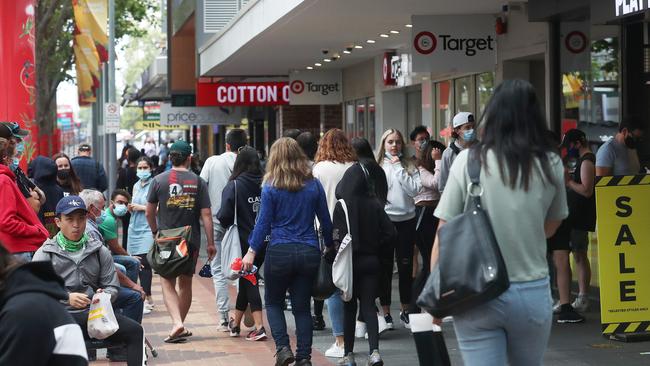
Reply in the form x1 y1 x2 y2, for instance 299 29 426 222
376 128 421 330
243 137 334 366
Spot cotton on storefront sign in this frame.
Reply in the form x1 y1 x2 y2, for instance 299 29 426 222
289 70 342 105
411 15 496 73
196 82 289 106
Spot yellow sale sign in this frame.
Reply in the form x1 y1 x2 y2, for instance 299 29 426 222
596 175 650 336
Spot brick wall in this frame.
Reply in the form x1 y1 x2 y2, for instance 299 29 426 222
279 104 342 137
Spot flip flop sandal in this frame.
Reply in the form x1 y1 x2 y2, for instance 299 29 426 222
178 330 193 338
163 335 188 344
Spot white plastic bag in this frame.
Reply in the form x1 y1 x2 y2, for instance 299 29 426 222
221 181 243 281
333 199 353 302
87 292 119 340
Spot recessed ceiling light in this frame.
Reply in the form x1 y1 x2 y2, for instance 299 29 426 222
354 45 363 49
380 34 389 38
324 58 332 62
405 24 413 28
343 50 351 54
306 66 313 70
314 63 322 67
366 39 376 44
390 30 400 34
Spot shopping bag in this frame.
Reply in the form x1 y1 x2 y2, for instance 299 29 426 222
87 292 119 340
409 313 451 366
332 199 353 302
221 181 243 281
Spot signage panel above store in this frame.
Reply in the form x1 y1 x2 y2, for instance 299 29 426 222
614 0 648 17
196 82 289 106
411 15 496 73
289 70 342 105
160 103 242 125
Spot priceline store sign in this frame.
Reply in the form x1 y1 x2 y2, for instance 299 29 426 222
412 15 496 73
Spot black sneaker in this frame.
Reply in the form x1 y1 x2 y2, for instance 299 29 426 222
384 314 394 330
313 315 326 330
295 359 312 366
399 311 410 329
557 304 585 324
275 346 295 366
229 318 241 337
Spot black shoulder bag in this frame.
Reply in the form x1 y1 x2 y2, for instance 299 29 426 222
417 147 509 318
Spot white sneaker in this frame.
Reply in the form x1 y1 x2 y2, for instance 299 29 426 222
143 306 151 315
355 321 367 338
572 295 590 313
324 343 345 358
377 314 388 334
442 316 453 323
144 300 155 311
552 300 562 314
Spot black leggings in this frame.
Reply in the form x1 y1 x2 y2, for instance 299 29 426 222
410 207 439 313
380 218 417 307
344 254 380 354
235 275 263 312
135 252 152 296
313 299 324 317
72 310 143 366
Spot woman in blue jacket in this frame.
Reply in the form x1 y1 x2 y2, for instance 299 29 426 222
243 138 334 366
217 147 267 341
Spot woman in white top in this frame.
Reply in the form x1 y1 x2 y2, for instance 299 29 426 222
312 128 356 359
376 128 421 329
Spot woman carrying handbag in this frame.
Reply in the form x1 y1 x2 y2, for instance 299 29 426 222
431 80 569 365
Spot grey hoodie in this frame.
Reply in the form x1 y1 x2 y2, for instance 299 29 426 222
32 236 119 309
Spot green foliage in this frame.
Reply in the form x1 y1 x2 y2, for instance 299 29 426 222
115 0 160 40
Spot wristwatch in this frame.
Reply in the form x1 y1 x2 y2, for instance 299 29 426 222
247 248 256 255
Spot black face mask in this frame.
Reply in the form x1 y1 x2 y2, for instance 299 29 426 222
624 136 637 149
57 169 70 180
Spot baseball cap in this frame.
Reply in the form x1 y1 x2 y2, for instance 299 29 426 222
452 112 475 129
0 122 29 140
78 143 92 152
55 195 88 216
170 140 192 157
561 129 587 147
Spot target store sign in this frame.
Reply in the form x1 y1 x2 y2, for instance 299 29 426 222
289 70 342 105
412 15 496 73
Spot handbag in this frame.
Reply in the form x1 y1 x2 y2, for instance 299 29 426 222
312 223 337 301
417 147 509 318
221 181 243 281
332 199 353 302
147 225 193 279
87 292 119 340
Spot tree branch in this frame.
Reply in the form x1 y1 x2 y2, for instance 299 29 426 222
36 0 59 36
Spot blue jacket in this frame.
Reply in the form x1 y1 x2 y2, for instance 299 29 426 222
70 156 108 192
248 178 333 253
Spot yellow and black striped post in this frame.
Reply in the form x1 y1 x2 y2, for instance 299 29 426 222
595 174 650 342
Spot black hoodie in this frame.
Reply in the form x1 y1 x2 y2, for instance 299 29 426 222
31 156 65 237
333 163 396 255
217 172 266 265
0 261 88 365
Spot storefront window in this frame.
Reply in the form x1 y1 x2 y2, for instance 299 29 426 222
368 97 376 149
477 72 495 117
356 100 366 139
345 102 355 141
436 81 451 128
454 76 474 113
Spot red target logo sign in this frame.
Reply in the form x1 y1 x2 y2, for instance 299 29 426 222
290 80 305 94
565 31 588 54
414 31 437 55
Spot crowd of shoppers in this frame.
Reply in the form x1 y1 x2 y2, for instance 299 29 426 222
0 78 647 366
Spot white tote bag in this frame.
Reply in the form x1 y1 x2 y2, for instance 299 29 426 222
221 181 243 281
332 199 354 302
87 292 119 340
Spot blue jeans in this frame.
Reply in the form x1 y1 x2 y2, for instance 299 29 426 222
210 222 230 321
326 291 345 337
113 255 140 283
264 243 320 361
453 277 552 366
114 286 144 324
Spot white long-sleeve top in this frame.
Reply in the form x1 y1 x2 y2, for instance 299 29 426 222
415 160 441 204
381 157 421 222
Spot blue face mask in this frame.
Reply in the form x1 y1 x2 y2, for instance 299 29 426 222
96 208 107 225
15 142 24 154
567 147 580 158
385 152 402 160
113 204 128 217
462 129 476 142
136 170 151 181
10 157 19 170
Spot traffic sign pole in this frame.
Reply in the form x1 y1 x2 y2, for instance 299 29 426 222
107 0 116 193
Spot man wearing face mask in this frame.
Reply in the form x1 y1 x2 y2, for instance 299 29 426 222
596 117 644 176
409 126 431 160
99 189 141 283
0 122 44 213
439 112 477 193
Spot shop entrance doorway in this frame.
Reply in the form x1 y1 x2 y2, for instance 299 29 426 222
503 53 547 116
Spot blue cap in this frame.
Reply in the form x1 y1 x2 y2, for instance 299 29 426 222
0 122 29 140
55 195 87 216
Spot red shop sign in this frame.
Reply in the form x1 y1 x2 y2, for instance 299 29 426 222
196 82 290 106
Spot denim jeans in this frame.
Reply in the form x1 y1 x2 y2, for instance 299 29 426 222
264 243 320 361
453 277 552 366
210 221 230 321
114 286 144 324
113 255 140 283
326 291 345 337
